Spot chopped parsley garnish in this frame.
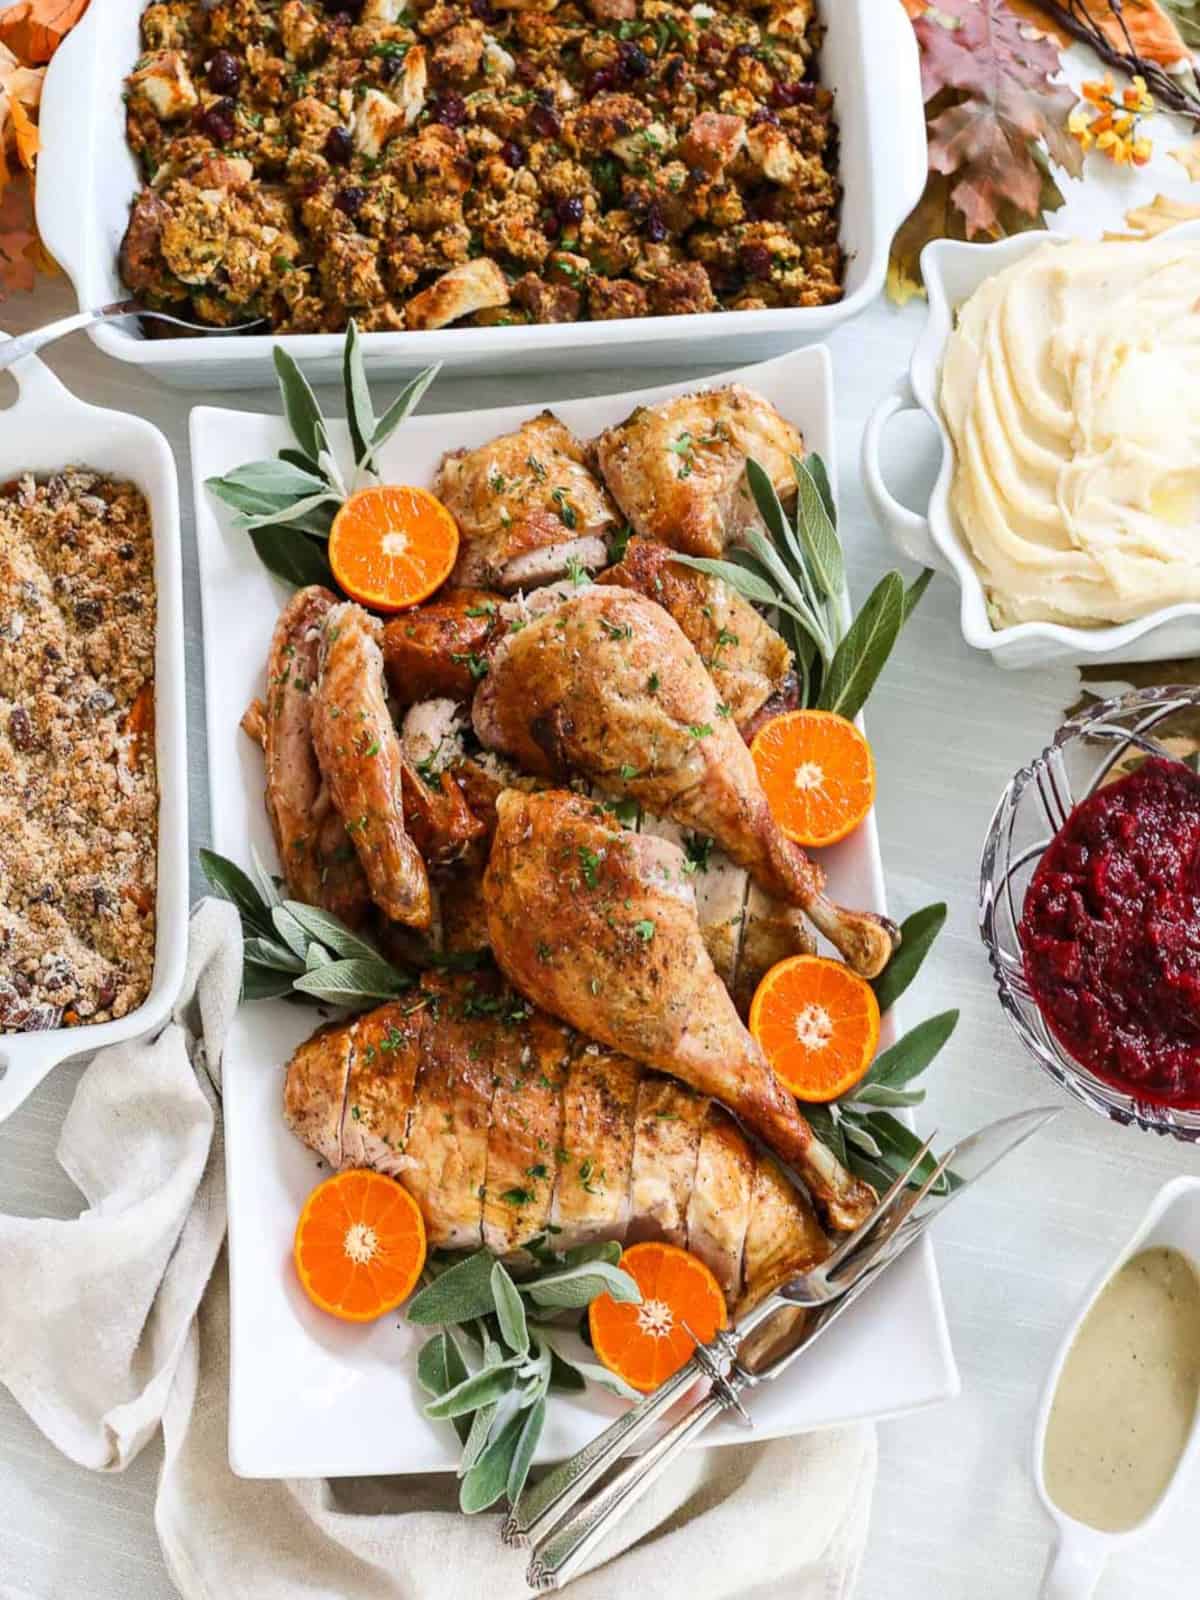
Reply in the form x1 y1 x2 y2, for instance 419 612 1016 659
526 453 547 481
633 919 655 942
688 723 714 739
465 600 497 618
488 468 507 493
578 845 603 888
565 555 592 587
618 763 639 781
647 671 660 693
451 650 489 681
551 487 577 529
682 833 715 874
500 1187 533 1207
600 618 634 641
525 1163 549 1181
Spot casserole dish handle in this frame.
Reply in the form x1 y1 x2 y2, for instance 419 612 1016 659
861 377 949 574
0 1038 80 1124
3 348 77 412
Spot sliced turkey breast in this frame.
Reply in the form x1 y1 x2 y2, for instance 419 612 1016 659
549 1043 639 1250
626 1075 707 1247
685 1103 757 1300
483 1011 571 1253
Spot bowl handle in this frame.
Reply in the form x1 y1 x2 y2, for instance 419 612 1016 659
1039 1528 1109 1600
0 1036 75 1124
861 376 949 573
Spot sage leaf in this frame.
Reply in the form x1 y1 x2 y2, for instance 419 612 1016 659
304 942 330 972
342 320 376 468
871 903 947 1015
799 450 836 530
279 446 322 476
539 1337 641 1400
247 527 333 589
249 845 283 908
791 453 843 601
271 903 311 961
417 1332 472 1444
200 848 274 940
849 1083 926 1109
507 1397 546 1504
241 961 296 1001
243 935 305 974
903 567 934 625
492 1261 529 1355
215 459 329 499
460 1408 524 1514
408 1251 498 1325
274 345 329 465
205 477 313 521
671 553 788 612
425 1363 517 1421
842 1118 883 1160
862 1010 958 1091
560 1239 622 1270
546 1346 587 1393
363 363 440 474
819 571 905 720
292 958 412 1005
863 1111 953 1192
234 488 340 535
526 1261 641 1310
804 1102 849 1168
459 1401 498 1474
282 901 387 963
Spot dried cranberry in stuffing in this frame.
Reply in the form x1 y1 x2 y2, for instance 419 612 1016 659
206 49 241 93
584 68 614 98
335 185 368 217
323 125 354 165
198 99 238 147
542 212 561 239
8 706 33 751
470 0 498 19
617 41 651 80
528 102 560 138
740 242 773 280
555 194 584 226
749 106 779 127
770 79 816 109
515 58 538 86
433 93 467 127
644 204 667 243
500 139 525 168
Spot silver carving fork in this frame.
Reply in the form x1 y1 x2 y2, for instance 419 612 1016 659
508 1107 1059 1592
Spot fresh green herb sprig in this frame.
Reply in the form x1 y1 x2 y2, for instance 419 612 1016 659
673 453 931 717
806 902 958 1193
200 847 414 1006
205 322 439 590
409 1241 641 1511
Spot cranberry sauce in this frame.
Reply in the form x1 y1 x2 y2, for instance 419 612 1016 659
1021 757 1200 1106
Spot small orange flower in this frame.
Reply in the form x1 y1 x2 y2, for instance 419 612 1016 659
1071 74 1155 167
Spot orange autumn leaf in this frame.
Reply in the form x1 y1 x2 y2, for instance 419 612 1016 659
8 92 38 173
1005 0 1191 67
0 175 38 295
0 0 89 66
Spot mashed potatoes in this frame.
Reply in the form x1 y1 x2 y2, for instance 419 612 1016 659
940 238 1200 627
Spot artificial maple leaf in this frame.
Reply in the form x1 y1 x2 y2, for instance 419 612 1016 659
0 174 37 295
914 0 1083 238
1007 0 1192 65
0 0 88 66
1104 191 1200 238
0 41 43 197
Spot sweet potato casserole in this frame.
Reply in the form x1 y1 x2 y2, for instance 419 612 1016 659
0 472 158 1033
118 0 842 332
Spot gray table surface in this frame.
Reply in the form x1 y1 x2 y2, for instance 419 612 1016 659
2 256 1198 1600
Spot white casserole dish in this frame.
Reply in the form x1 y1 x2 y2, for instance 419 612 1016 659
0 352 189 1121
861 221 1200 670
35 0 926 390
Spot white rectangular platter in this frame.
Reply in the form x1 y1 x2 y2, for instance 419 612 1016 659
192 346 960 1479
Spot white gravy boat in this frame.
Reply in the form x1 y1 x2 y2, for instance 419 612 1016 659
1032 1176 1200 1598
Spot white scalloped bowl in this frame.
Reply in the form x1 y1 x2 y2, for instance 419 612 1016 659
861 221 1200 670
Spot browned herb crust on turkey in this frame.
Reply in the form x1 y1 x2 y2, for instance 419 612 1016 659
0 472 157 1034
119 0 842 332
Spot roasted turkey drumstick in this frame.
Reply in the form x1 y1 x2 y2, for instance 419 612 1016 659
483 788 877 1231
473 585 897 978
283 978 831 1312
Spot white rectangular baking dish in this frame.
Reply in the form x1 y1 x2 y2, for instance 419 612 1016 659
191 344 958 1479
35 0 926 390
861 220 1200 670
0 352 189 1121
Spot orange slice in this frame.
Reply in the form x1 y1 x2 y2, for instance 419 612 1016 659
329 484 459 611
589 1241 727 1393
293 1169 427 1322
749 953 880 1102
750 709 876 847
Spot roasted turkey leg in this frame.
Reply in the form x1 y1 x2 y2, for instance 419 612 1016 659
482 788 876 1230
472 585 897 977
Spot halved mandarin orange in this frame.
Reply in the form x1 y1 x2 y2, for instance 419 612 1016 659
750 709 875 847
589 1241 727 1393
293 1168 427 1322
749 953 880 1102
329 484 459 611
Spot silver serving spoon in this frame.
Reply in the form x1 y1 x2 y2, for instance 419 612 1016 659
0 298 266 372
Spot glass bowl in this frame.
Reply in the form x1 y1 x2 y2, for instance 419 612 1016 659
979 685 1200 1144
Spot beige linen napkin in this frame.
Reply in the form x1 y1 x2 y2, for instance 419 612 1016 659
0 900 877 1600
